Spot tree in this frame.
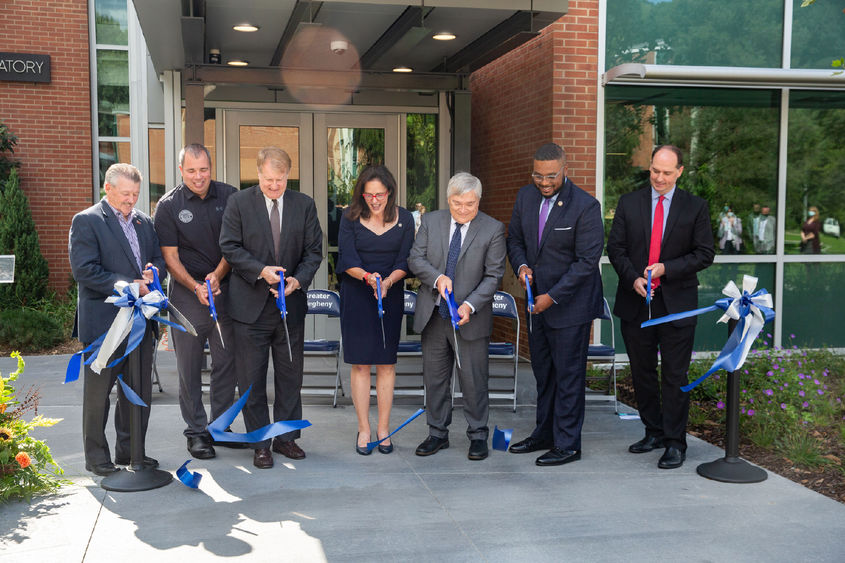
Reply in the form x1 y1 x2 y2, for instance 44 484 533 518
0 168 49 308
0 122 19 186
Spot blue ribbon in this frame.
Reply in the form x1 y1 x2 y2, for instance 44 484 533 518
64 333 106 383
206 279 218 322
376 276 384 318
492 426 513 452
445 288 461 329
176 459 202 488
524 274 534 313
276 272 287 318
207 384 311 443
646 269 652 305
365 408 426 451
117 374 148 407
642 286 775 392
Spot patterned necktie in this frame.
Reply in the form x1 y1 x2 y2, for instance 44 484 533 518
538 197 552 245
439 222 464 319
648 195 665 289
270 199 281 264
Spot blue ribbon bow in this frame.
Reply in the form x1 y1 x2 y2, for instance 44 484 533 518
641 276 775 392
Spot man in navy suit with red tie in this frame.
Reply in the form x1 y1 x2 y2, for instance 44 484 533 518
506 143 604 466
607 145 714 469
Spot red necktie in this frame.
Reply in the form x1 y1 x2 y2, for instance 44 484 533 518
648 195 665 289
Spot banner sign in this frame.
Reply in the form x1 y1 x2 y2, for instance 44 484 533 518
0 53 51 83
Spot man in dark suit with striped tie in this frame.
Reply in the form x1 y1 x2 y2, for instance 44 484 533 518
607 145 714 469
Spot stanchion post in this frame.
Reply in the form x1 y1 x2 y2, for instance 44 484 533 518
696 318 767 483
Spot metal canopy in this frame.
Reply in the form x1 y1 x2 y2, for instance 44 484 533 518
604 63 845 89
133 0 566 91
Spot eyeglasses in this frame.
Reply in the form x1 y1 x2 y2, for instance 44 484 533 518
363 192 389 202
531 167 565 183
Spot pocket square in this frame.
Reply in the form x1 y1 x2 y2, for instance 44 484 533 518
554 227 573 231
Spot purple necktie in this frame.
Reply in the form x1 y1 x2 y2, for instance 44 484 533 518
538 197 552 244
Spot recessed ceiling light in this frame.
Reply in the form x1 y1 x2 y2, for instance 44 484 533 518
233 24 259 32
393 65 413 73
227 59 249 67
432 32 456 41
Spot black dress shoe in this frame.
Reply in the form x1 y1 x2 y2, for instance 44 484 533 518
658 447 685 469
356 433 372 456
272 439 306 460
85 462 120 476
468 439 488 461
114 455 159 468
535 448 581 467
210 427 250 449
253 447 274 469
377 438 393 454
188 435 216 459
508 436 553 454
628 435 664 454
415 435 449 456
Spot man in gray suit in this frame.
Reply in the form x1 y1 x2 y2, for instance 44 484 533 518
408 172 506 461
754 205 775 254
69 163 166 476
220 146 322 469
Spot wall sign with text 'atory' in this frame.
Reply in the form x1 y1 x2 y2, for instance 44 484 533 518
0 53 51 83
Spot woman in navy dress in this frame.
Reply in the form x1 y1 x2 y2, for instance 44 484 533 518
337 166 414 455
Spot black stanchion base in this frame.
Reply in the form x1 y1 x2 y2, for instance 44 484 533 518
100 467 173 492
697 457 768 484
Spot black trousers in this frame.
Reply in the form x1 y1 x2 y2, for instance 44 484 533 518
620 291 696 450
233 294 305 449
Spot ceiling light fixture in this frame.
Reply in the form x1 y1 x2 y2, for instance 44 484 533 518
233 24 259 32
227 59 249 67
432 32 456 41
393 65 413 73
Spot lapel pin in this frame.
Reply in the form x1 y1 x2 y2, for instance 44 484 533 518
557 201 563 207
398 223 402 228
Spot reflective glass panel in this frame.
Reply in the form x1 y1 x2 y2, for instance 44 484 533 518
783 263 845 348
148 128 165 213
95 0 128 45
791 0 845 69
785 91 845 255
326 127 385 289
98 140 130 196
204 108 217 181
239 126 300 191
406 114 439 232
97 50 129 137
605 0 783 69
601 262 775 354
604 86 780 255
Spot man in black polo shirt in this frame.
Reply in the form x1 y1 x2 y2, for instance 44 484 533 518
154 143 243 459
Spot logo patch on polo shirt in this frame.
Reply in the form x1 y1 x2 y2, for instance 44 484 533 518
179 209 194 223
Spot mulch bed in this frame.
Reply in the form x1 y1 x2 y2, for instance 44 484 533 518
616 380 845 504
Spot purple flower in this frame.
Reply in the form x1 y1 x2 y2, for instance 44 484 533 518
766 371 774 377
799 390 805 397
817 389 824 396
749 398 754 404
799 382 804 386
798 373 804 379
747 409 755 416
802 402 810 408
767 333 773 338
773 363 779 370
814 379 820 385
780 403 787 409
716 401 725 410
741 407 746 414
784 383 789 388
764 389 773 396
837 398 841 403
762 341 769 346
742 389 747 394
743 369 748 375
789 333 795 339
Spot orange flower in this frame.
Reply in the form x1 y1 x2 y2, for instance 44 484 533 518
0 403 6 414
15 451 31 469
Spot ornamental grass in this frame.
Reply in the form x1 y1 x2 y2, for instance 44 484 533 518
0 352 68 502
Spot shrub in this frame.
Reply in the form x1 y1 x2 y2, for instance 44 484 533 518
0 121 19 185
0 168 50 309
0 308 63 352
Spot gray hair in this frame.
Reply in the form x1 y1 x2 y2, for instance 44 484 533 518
104 163 142 186
179 143 212 167
257 146 292 173
446 172 482 199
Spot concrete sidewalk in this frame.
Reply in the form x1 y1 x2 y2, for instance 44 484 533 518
1 352 844 562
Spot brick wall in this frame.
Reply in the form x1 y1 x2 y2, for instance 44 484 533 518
470 1 600 356
0 0 93 294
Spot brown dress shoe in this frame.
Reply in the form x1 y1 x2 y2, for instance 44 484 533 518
253 447 274 469
272 439 306 460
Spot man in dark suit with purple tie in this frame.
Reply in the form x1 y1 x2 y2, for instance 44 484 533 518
607 145 714 469
506 143 604 466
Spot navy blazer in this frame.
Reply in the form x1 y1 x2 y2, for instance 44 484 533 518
219 186 323 325
69 199 166 344
606 186 714 326
507 178 604 329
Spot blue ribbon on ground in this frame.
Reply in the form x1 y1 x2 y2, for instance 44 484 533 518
207 384 311 443
176 459 202 488
445 289 461 329
524 274 534 313
646 269 652 305
206 279 218 322
276 273 287 318
365 408 426 451
640 276 776 392
492 426 513 451
117 374 148 407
